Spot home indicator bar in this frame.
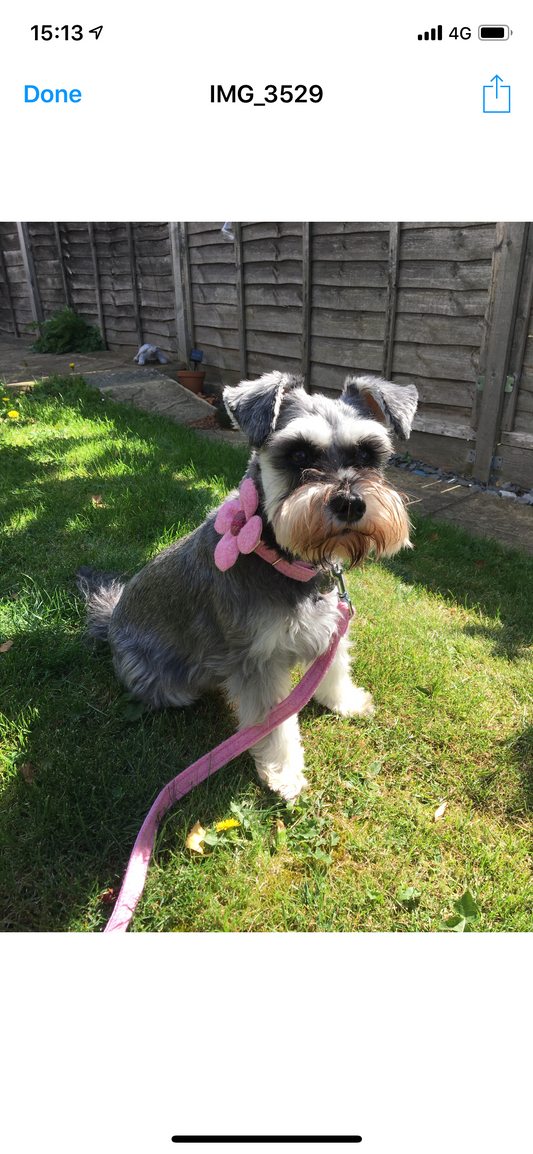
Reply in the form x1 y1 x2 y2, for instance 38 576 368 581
171 1139 363 1146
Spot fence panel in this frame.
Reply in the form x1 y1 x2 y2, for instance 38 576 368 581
243 222 303 381
0 223 29 336
188 223 239 381
2 220 533 486
310 223 388 392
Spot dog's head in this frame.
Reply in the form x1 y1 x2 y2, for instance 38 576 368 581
223 371 418 567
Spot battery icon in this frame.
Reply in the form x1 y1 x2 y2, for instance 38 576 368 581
478 25 511 39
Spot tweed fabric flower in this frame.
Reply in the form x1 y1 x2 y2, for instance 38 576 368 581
214 477 262 571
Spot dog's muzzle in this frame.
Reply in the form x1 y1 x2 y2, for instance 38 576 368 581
328 491 366 523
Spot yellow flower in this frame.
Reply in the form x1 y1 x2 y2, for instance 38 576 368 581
69 363 75 370
7 411 19 419
2 398 10 402
216 818 240 831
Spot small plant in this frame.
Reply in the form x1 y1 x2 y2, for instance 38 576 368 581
25 304 105 354
439 890 480 932
1 396 21 421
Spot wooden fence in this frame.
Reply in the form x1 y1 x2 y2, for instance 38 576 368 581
1 221 532 486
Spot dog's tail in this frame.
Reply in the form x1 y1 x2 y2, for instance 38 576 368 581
76 566 125 642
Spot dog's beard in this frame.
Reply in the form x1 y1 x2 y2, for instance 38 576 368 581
271 475 412 566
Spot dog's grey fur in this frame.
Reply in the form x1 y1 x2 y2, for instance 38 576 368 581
78 372 417 799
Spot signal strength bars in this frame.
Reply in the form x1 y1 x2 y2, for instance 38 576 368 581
418 25 442 40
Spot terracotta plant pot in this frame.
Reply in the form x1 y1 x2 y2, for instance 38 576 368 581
176 370 206 394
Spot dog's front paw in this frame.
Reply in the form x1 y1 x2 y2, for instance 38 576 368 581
277 770 309 801
260 767 309 800
329 683 375 718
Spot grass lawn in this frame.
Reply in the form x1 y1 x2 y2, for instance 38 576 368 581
1 373 533 932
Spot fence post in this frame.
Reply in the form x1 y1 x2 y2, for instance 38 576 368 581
0 242 19 336
169 222 189 363
87 223 107 348
382 223 400 380
16 222 44 325
126 223 143 347
471 223 505 430
474 222 529 483
233 223 247 380
53 223 70 308
177 222 193 362
301 222 311 391
502 223 533 433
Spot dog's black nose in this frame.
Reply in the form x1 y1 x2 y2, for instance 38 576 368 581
329 492 366 523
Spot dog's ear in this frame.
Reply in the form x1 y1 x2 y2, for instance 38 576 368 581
342 375 418 440
223 372 303 446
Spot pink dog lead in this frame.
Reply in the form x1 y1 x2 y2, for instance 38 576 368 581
104 600 351 933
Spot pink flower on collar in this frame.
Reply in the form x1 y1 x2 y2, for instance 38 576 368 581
214 478 263 571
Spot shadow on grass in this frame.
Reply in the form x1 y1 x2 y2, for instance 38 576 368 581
0 376 254 930
502 724 533 817
0 626 263 932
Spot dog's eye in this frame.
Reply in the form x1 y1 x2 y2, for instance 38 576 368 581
352 448 371 467
291 449 309 464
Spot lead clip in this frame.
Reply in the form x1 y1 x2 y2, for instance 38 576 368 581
332 563 354 617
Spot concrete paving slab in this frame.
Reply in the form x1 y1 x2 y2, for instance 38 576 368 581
0 336 185 386
93 372 214 421
430 492 533 554
84 369 247 447
385 467 533 554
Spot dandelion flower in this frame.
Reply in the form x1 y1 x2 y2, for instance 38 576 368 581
7 411 19 420
216 818 240 831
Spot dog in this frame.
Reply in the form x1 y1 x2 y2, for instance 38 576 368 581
77 371 418 801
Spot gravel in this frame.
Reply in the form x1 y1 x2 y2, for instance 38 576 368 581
387 453 533 502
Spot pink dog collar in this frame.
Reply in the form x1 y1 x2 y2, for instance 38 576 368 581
253 542 316 582
214 479 316 582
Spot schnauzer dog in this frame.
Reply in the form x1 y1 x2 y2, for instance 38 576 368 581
78 372 417 801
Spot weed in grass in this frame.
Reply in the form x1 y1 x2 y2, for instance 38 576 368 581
1 374 533 930
438 889 480 932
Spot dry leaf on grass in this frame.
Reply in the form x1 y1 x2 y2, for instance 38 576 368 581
185 821 206 853
434 802 448 821
99 888 116 904
21 762 35 783
0 639 13 653
91 495 105 506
